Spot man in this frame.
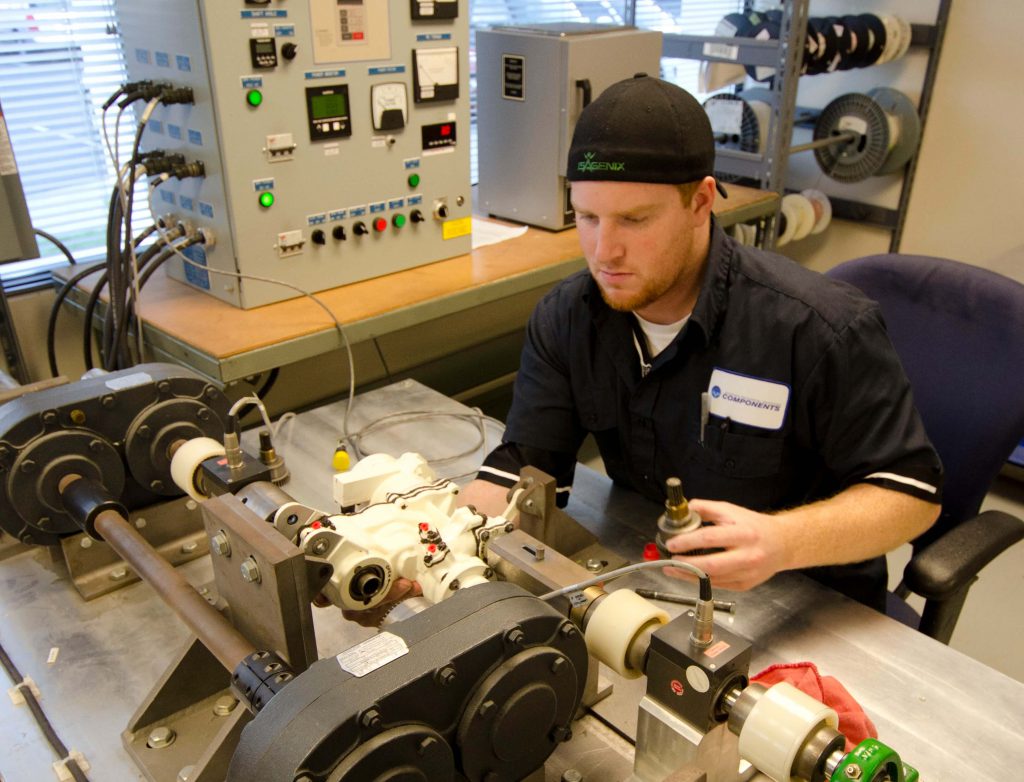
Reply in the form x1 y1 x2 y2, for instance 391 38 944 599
459 74 942 611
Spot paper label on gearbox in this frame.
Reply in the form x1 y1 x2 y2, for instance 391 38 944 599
336 632 409 677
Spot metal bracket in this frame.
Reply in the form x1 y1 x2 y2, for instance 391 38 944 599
511 467 599 558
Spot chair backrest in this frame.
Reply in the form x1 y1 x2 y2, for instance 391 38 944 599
826 254 1024 548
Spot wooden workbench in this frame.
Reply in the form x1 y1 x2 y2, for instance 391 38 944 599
60 185 777 383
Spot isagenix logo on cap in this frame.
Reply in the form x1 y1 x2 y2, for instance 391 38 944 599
577 151 625 173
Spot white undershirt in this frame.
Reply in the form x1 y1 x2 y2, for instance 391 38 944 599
634 312 689 358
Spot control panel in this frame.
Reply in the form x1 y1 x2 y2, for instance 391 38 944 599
116 0 470 308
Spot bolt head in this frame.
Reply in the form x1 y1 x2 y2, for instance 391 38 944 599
211 533 231 557
157 381 171 393
80 537 93 549
361 709 382 729
101 394 115 409
146 726 175 748
109 567 128 581
181 541 199 555
42 411 58 425
240 559 261 583
150 480 164 491
19 460 36 474
137 425 152 439
551 656 567 675
213 695 239 716
197 408 211 421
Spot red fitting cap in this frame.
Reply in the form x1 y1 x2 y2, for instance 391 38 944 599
643 542 660 561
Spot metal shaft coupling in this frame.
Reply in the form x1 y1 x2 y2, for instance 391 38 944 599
59 475 129 540
232 650 296 714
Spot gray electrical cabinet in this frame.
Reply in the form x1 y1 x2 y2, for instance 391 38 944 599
116 0 471 308
476 24 662 231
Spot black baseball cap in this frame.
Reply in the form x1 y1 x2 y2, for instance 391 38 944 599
567 73 726 196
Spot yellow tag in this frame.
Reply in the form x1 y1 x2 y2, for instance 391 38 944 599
442 216 472 240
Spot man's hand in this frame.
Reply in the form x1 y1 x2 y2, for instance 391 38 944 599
338 577 423 627
663 499 789 592
457 478 514 519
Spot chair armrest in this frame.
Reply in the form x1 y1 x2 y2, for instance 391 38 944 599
904 510 1024 600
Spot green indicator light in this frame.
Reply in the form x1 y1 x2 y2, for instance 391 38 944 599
246 89 263 108
407 173 421 188
258 191 275 208
392 213 407 228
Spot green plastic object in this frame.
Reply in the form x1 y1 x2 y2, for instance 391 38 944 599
830 738 918 782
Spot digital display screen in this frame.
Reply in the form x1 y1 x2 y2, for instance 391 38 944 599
310 92 347 120
254 40 275 55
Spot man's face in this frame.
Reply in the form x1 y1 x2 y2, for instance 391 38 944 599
571 180 709 323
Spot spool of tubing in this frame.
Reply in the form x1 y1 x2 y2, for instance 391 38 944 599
747 99 771 154
801 188 832 234
776 197 799 247
699 12 757 92
877 14 903 65
737 682 839 782
783 193 817 242
584 590 669 679
893 15 913 61
170 436 226 500
861 14 888 66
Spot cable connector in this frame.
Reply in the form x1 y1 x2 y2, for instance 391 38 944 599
171 160 205 179
142 153 186 176
160 86 195 105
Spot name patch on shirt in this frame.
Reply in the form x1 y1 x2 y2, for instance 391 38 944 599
707 368 790 430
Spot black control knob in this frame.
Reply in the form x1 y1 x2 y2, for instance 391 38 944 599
353 221 368 236
410 209 425 224
332 225 347 241
281 43 298 60
311 229 326 245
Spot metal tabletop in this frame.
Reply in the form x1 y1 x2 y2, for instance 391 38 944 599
1 380 1022 782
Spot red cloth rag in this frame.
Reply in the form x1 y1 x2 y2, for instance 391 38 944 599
752 661 877 751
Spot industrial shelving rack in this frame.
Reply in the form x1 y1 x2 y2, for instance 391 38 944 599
660 0 951 251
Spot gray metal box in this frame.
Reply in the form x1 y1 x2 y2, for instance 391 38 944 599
476 24 662 231
116 0 472 308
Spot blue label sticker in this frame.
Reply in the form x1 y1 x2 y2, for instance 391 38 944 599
368 65 406 75
155 51 171 68
135 48 150 64
274 25 295 37
307 213 326 226
241 76 264 89
305 69 346 80
187 129 203 146
349 206 367 217
416 33 452 42
176 54 192 72
181 244 210 290
253 178 275 192
167 124 183 140
179 195 195 212
408 195 423 206
149 119 164 135
328 209 347 221
159 189 175 205
403 158 421 169
241 9 288 18
369 202 387 214
199 201 214 218
388 198 405 209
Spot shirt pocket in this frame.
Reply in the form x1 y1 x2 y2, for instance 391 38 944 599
687 429 787 508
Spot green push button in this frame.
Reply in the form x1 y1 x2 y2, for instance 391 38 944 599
246 89 263 108
392 214 407 228
258 191 275 208
407 173 421 188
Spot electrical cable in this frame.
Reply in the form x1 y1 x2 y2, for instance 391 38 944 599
47 260 105 377
33 228 77 266
538 560 712 603
0 638 91 782
345 408 502 469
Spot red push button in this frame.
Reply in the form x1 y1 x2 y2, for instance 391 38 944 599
373 217 387 233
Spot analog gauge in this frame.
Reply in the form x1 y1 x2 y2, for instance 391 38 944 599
370 82 408 132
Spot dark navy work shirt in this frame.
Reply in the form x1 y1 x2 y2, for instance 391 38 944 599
479 220 942 609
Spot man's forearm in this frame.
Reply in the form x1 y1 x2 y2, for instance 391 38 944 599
769 483 940 571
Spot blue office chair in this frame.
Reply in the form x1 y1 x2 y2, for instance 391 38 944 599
826 253 1024 643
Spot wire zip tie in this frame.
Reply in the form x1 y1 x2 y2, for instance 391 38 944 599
8 675 41 705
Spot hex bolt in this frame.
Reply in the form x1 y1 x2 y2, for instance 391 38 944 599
80 537 93 549
150 479 164 492
418 736 437 756
240 558 261 584
436 666 457 687
361 709 382 729
37 517 51 530
551 656 567 675
311 538 329 556
101 394 115 409
109 567 128 582
181 541 199 555
177 766 195 782
504 523 514 533
562 771 584 782
585 558 604 573
211 533 231 557
479 529 490 541
560 622 577 638
197 408 211 421
137 425 152 439
204 386 218 399
157 381 171 394
844 765 862 780
478 700 495 719
42 411 57 425
213 695 239 716
505 628 525 647
135 517 147 529
89 439 104 453
19 460 36 474
147 726 176 748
